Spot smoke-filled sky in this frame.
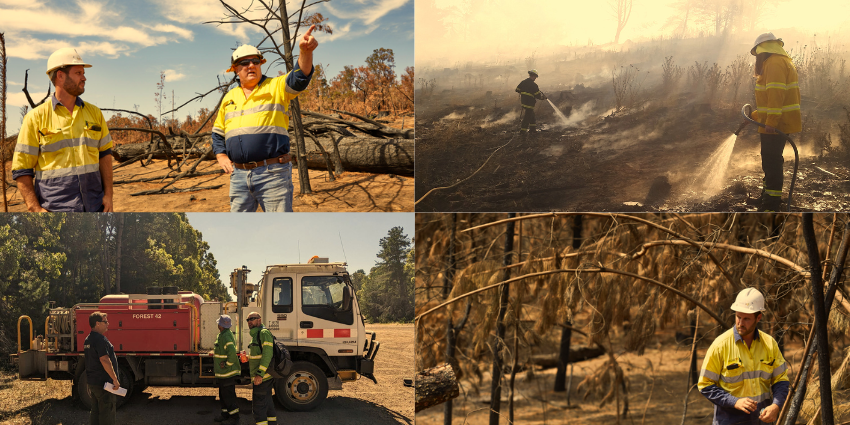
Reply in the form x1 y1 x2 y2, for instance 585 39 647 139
416 0 850 66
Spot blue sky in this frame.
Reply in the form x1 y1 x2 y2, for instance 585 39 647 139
186 212 414 297
1 0 413 134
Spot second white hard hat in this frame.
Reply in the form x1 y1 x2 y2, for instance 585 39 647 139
46 48 91 76
528 69 539 76
227 45 266 72
751 32 784 56
730 288 765 314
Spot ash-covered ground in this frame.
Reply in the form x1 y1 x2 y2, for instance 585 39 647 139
415 36 850 212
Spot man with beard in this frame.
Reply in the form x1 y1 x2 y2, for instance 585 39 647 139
246 312 277 425
12 48 113 212
697 288 790 424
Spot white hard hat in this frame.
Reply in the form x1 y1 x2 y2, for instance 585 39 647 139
751 32 783 56
528 69 539 76
227 44 266 72
730 288 765 314
46 48 91 77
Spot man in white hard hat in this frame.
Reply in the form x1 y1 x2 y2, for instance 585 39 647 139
515 69 546 135
12 48 114 212
697 288 790 424
212 25 318 212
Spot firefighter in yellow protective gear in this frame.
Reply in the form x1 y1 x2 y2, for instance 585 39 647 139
515 69 546 134
697 288 790 424
749 33 801 212
247 312 276 425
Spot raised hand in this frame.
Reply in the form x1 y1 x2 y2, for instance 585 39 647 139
299 24 318 52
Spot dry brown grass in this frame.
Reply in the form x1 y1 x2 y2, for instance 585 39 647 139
0 370 72 424
416 213 850 420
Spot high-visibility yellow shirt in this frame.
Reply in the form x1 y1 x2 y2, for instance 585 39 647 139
12 95 112 212
698 327 790 424
248 325 274 383
213 329 240 379
752 54 802 134
211 67 313 164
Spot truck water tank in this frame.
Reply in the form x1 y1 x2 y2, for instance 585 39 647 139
147 286 163 309
162 286 179 309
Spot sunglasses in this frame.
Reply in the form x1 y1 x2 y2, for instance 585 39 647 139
247 317 260 322
237 58 262 67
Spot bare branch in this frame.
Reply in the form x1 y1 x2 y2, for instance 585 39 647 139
414 267 727 326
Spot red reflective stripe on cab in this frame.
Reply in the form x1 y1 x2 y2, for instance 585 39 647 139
334 329 350 338
306 329 324 338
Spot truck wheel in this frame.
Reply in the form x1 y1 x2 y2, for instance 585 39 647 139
74 364 135 410
275 361 328 411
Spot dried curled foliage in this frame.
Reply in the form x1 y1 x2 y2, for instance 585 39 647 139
416 213 850 415
576 354 630 408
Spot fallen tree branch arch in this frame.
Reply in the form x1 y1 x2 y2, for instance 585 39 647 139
414 267 727 327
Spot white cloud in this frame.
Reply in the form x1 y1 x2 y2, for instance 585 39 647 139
4 34 130 60
6 91 46 108
163 69 186 82
324 22 353 42
145 24 194 41
0 0 192 54
0 0 40 7
325 0 409 26
151 0 262 41
8 81 23 86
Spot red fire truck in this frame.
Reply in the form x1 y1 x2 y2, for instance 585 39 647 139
11 259 380 411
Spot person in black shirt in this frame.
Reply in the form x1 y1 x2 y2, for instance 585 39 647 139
84 311 120 425
515 69 546 135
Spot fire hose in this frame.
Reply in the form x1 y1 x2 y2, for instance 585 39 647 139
739 104 799 212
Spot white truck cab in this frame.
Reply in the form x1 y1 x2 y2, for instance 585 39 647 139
236 259 379 411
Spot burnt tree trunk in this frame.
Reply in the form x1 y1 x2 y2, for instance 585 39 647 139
415 363 460 413
783 222 850 425
444 213 457 425
555 215 583 392
554 322 573 391
490 213 515 425
802 213 834 425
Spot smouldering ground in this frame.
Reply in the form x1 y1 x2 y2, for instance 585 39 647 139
415 85 850 212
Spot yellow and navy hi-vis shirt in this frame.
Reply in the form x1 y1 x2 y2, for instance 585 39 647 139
214 328 240 379
516 78 544 109
248 325 274 383
12 95 112 212
751 54 802 135
698 326 790 425
212 65 314 164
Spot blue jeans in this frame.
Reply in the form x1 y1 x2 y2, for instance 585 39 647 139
229 162 293 212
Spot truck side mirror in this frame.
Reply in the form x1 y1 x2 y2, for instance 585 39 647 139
342 286 352 311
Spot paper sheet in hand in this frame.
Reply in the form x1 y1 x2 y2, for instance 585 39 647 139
103 382 128 397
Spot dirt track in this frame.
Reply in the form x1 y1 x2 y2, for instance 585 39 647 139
2 160 413 213
0 323 413 425
415 81 850 213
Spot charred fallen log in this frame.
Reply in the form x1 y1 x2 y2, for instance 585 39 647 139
529 345 606 369
292 137 413 176
113 134 413 176
415 363 459 413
